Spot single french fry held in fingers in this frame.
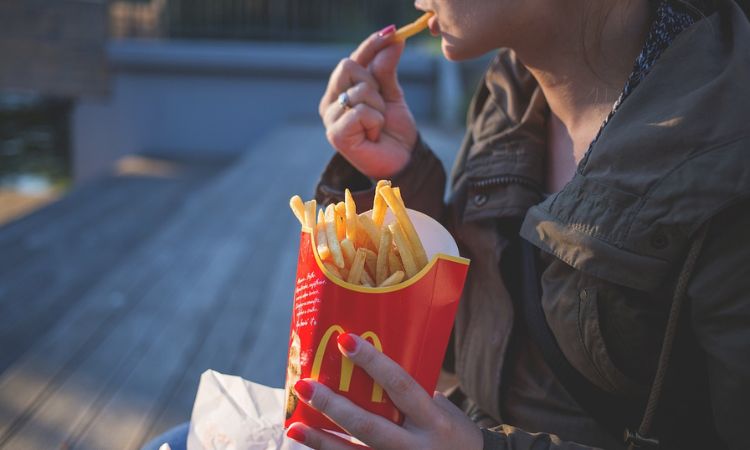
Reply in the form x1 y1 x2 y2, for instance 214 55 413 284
325 204 346 268
394 11 434 41
389 222 419 278
376 228 393 285
372 180 391 226
335 202 347 241
304 200 317 229
379 185 428 269
379 270 405 287
316 209 331 261
344 189 358 242
347 248 367 284
289 195 306 226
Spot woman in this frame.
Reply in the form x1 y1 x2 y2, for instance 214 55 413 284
287 0 750 449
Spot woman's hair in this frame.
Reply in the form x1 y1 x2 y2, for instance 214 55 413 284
580 0 725 84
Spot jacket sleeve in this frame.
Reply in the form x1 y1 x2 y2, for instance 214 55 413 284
480 426 603 450
314 135 447 221
689 199 750 450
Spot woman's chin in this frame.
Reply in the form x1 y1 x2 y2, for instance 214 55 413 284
441 40 474 62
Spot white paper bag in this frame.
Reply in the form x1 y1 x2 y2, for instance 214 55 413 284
187 370 310 450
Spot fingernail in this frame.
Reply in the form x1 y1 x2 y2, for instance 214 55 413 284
286 426 306 443
378 24 396 37
337 333 358 354
294 380 314 402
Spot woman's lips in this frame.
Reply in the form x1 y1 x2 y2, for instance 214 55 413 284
428 14 440 36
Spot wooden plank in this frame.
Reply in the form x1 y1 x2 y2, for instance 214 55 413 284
141 205 298 444
0 166 226 372
72 126 328 449
0 123 338 448
0 177 136 256
70 218 282 450
0 168 237 446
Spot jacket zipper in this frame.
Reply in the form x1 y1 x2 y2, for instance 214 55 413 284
470 175 543 194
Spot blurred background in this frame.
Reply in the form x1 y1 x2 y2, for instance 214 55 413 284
0 1 481 449
1 1 748 449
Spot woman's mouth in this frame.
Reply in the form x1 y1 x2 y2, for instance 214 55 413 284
428 13 440 36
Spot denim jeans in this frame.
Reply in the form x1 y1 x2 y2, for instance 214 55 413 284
141 422 189 450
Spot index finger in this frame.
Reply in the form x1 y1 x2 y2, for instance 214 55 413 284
350 28 397 67
338 333 438 428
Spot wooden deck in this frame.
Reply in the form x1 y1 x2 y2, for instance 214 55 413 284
0 122 462 449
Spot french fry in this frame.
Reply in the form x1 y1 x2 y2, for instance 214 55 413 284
316 209 331 261
389 222 419 278
345 189 358 242
376 228 392 285
379 185 428 269
304 200 317 229
340 238 356 268
395 12 434 41
289 195 305 226
361 269 376 287
347 248 367 284
393 187 403 205
372 180 391 226
323 261 342 278
358 213 382 249
335 202 347 241
388 247 404 275
325 204 345 268
379 270 405 287
291 179 435 289
362 248 378 279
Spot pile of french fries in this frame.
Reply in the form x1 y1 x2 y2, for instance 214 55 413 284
289 181 429 288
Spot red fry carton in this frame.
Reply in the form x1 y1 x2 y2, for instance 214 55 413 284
284 209 470 434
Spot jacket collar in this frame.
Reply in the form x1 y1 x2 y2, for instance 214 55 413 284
520 1 750 290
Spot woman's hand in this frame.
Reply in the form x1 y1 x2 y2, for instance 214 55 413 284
286 333 483 450
319 27 418 180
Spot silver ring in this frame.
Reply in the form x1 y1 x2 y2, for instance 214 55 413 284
337 92 351 109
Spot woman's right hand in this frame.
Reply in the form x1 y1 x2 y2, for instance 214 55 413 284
319 27 418 180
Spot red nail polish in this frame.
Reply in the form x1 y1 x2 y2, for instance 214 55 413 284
287 426 306 443
378 24 396 37
337 333 358 353
294 380 314 402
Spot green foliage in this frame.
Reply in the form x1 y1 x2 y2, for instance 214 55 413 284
0 97 72 187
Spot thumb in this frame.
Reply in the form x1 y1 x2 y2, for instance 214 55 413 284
370 40 406 102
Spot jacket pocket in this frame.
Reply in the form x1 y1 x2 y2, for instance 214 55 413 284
576 286 645 397
541 260 648 397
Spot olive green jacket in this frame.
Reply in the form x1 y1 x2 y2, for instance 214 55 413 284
316 1 750 448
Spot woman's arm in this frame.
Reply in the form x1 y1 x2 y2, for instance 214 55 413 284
315 136 447 221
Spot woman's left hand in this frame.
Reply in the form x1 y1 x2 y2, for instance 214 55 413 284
286 333 483 450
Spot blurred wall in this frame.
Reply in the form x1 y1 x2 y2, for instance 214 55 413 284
72 40 439 182
0 0 108 97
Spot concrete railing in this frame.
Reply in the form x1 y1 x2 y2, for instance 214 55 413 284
72 39 445 182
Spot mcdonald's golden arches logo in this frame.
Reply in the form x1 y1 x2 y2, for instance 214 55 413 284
310 325 384 403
